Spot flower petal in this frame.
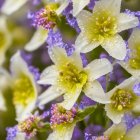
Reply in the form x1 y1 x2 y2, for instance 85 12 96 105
75 33 99 53
1 0 27 15
132 97 140 113
105 104 124 124
38 65 58 85
48 124 75 140
25 28 48 52
84 58 113 81
72 0 90 17
117 13 139 33
102 35 126 60
60 88 82 110
93 0 121 15
84 80 110 104
37 86 64 107
104 122 127 139
124 124 140 140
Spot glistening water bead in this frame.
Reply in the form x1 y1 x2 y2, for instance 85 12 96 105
111 89 136 111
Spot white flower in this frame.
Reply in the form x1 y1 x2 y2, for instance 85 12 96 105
1 0 28 15
104 122 140 140
75 0 139 60
38 47 112 110
0 16 12 65
120 28 140 77
105 77 140 124
10 52 38 121
25 27 48 52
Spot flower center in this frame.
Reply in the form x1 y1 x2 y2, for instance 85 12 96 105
85 10 117 43
13 74 35 106
58 62 87 93
111 89 136 111
32 4 59 30
18 115 42 138
50 104 77 128
129 43 140 69
0 31 6 49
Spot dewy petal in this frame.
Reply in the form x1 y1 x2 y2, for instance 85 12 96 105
48 47 68 65
60 88 82 110
123 124 140 140
37 86 64 107
117 13 139 33
10 52 37 121
119 61 140 77
84 80 110 104
102 35 126 60
38 65 58 85
93 0 121 15
25 28 48 52
0 91 6 111
75 33 99 53
84 58 113 81
104 122 127 139
48 124 75 140
105 104 124 124
1 0 28 15
72 0 90 17
132 97 140 113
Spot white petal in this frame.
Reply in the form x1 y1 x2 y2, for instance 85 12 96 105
117 13 139 33
75 33 99 53
48 124 75 140
15 133 25 140
72 0 90 17
104 122 127 138
60 88 82 110
25 28 48 51
0 91 6 111
1 0 27 15
124 124 140 140
56 1 69 15
84 58 113 81
94 0 121 15
84 80 110 104
105 104 124 124
0 16 12 65
119 61 140 77
38 65 58 85
48 47 68 65
102 35 126 60
37 86 64 107
132 97 140 113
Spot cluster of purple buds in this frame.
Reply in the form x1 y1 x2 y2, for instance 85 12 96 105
32 4 59 30
50 104 78 128
18 115 43 138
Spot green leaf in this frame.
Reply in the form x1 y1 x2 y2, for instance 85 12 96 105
74 105 96 123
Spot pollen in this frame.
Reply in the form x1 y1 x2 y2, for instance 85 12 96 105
57 62 87 93
13 74 35 106
0 31 6 49
111 89 136 111
85 10 117 43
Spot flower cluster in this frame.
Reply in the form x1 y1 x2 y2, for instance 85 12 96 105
1 0 140 140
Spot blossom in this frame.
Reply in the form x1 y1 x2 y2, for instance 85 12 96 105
1 0 27 15
0 16 12 65
120 28 140 76
105 77 140 124
48 104 95 140
37 47 112 110
75 0 139 60
10 52 38 121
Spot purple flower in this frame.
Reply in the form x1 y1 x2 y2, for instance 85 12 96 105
6 126 18 140
29 66 40 81
133 83 140 96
